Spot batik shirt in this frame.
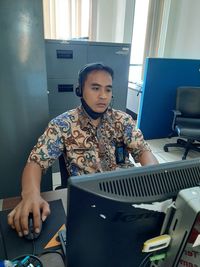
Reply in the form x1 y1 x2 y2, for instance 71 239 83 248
28 106 151 176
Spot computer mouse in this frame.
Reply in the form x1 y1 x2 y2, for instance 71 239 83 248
24 213 42 240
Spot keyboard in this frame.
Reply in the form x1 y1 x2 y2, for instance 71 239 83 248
58 229 67 256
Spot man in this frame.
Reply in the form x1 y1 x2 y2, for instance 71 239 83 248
8 63 158 237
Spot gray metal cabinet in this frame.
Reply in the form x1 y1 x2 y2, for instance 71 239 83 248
47 78 80 116
46 42 88 79
45 40 87 119
45 40 131 119
87 43 130 111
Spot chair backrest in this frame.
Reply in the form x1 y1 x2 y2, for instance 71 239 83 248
58 153 70 188
176 87 200 118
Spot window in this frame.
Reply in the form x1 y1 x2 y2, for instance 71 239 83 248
43 0 91 40
129 0 149 84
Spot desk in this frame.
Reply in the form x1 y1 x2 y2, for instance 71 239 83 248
0 189 67 267
0 189 67 212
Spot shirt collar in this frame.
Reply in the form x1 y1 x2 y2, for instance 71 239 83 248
78 105 113 129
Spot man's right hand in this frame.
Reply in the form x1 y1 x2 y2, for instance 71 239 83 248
7 192 50 237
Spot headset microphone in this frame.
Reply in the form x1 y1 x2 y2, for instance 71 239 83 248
75 85 82 97
110 95 114 108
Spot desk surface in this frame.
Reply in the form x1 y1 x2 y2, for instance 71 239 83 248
0 189 67 267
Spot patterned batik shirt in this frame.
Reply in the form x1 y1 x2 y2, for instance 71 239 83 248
28 106 151 176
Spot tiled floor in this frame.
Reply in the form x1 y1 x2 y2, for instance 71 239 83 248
52 172 62 190
149 137 200 163
52 137 200 189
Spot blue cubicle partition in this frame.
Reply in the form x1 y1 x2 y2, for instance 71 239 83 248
137 58 200 139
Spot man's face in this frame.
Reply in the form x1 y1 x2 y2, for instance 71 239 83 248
82 70 113 113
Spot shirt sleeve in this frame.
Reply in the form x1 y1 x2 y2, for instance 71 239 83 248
27 120 65 170
123 115 151 163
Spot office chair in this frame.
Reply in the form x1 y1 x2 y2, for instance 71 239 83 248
163 86 200 160
55 153 70 189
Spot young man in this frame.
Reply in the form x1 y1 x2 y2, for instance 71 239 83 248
8 63 158 237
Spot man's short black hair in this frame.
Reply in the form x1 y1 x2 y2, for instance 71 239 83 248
78 62 114 90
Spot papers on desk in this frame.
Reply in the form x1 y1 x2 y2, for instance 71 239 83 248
131 198 173 213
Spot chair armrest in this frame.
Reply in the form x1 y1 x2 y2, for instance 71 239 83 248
172 110 182 116
58 153 69 188
171 110 182 131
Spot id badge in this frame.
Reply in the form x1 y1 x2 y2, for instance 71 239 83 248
115 143 126 164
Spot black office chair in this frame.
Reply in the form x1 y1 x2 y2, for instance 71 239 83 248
163 86 200 160
55 153 70 189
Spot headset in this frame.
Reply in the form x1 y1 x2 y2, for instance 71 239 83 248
75 62 114 97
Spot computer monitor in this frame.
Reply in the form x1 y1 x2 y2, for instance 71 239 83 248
66 159 200 267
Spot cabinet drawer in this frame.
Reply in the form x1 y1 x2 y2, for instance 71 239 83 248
45 41 87 78
88 44 131 111
47 78 80 112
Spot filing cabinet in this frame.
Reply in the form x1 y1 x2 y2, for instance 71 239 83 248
45 39 131 119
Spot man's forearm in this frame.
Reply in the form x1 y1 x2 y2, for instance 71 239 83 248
138 151 159 166
21 162 42 198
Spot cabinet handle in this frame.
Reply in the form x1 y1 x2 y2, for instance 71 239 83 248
58 84 74 92
56 50 73 59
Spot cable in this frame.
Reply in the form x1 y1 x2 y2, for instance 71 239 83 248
10 248 65 267
138 253 153 267
0 220 8 260
32 240 36 255
1 225 65 266
11 254 43 267
37 249 65 262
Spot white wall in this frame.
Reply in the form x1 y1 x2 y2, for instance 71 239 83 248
162 0 200 59
92 0 200 59
91 0 200 114
91 0 135 43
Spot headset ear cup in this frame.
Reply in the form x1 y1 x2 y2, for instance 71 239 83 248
75 86 82 97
